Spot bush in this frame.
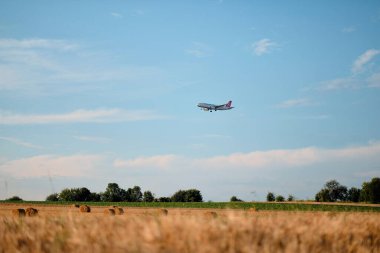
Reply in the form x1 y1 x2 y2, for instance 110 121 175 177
275 195 285 202
287 195 295 201
155 197 171 202
230 196 243 202
46 193 59 201
6 196 23 201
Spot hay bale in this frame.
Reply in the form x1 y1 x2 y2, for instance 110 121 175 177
109 205 117 208
104 209 115 216
71 204 79 208
113 207 124 215
11 209 26 217
79 205 91 213
205 211 217 218
160 209 168 216
25 207 38 217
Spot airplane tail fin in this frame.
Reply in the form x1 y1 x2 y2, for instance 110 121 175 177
226 100 232 108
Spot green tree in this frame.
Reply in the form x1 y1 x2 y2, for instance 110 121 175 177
325 180 347 201
315 188 331 202
275 195 285 202
59 187 93 201
347 187 361 202
127 186 142 202
101 183 128 202
46 193 59 201
143 191 155 202
185 189 203 202
89 192 101 202
315 180 347 202
171 189 203 202
171 190 186 202
266 192 275 202
360 178 380 203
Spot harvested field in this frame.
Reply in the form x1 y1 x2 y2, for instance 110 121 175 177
0 203 379 252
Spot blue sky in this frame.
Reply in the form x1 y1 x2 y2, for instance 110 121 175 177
0 1 380 201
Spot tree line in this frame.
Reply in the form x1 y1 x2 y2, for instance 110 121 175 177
45 183 203 202
260 177 380 204
314 177 380 203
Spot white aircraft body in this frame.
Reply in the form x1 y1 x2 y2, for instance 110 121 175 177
197 100 234 112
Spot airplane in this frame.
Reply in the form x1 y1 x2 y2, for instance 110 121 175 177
197 100 234 112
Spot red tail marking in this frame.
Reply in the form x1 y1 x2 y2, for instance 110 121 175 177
226 101 232 107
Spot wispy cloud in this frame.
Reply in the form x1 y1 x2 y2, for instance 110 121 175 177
185 42 212 58
0 108 166 125
368 72 380 87
0 136 42 149
317 49 380 90
0 38 78 51
318 77 359 90
0 154 104 178
342 26 356 33
132 10 145 16
0 38 164 92
74 135 111 143
111 12 123 18
251 39 277 56
276 98 313 108
352 49 380 74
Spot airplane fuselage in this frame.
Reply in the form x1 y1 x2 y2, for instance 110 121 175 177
197 101 234 112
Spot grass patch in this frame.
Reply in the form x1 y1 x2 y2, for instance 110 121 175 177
1 200 379 212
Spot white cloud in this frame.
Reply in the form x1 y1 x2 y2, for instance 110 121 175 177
0 154 104 178
114 142 380 171
0 108 166 125
3 143 380 200
251 39 277 56
352 49 380 74
113 155 181 169
0 136 42 149
276 98 313 108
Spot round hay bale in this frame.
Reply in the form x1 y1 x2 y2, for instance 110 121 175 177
79 205 91 213
109 205 117 208
11 209 26 217
205 211 217 218
25 207 38 217
71 204 79 208
160 209 168 216
104 209 115 216
113 207 124 215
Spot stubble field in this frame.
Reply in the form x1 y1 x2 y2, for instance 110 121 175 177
0 203 379 253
